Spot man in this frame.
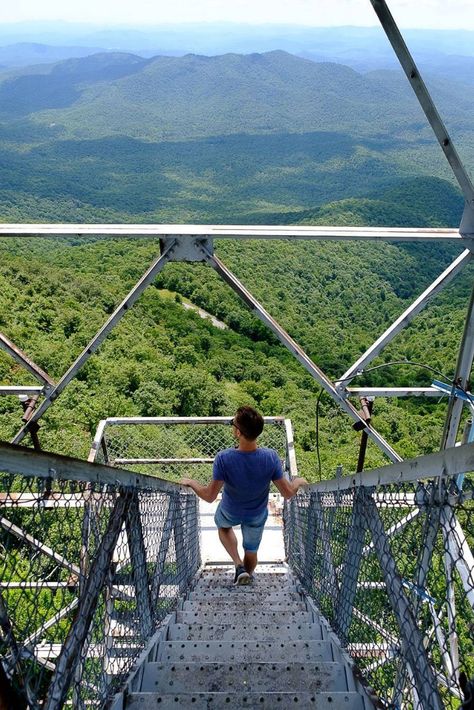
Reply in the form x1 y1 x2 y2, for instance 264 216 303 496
180 406 307 584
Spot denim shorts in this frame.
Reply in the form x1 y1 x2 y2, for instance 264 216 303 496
214 503 268 552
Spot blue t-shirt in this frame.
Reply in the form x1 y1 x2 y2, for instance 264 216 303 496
213 447 283 519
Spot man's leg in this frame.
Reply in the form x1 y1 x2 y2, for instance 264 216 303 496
243 550 258 575
241 510 268 577
218 527 243 567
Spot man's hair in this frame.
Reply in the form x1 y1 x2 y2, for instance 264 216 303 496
234 406 264 441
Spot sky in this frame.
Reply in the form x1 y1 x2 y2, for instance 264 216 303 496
0 0 473 30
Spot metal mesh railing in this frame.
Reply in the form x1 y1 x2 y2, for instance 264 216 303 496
0 458 200 709
284 467 474 709
90 417 294 482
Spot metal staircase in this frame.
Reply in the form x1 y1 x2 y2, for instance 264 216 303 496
2 423 474 708
118 563 375 709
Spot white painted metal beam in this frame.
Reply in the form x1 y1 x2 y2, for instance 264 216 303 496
284 419 299 477
307 440 474 492
338 249 471 390
0 223 462 241
347 387 442 397
0 386 44 396
440 286 474 449
441 511 474 610
97 415 285 425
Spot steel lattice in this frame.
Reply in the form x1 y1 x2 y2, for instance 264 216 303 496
284 475 474 708
0 470 200 708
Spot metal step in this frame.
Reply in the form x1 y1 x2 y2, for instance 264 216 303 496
157 640 336 663
176 609 315 624
199 567 288 576
118 564 374 710
140 661 353 693
192 587 300 598
182 600 308 612
195 576 292 587
193 577 299 589
188 589 301 601
125 691 368 709
168 622 327 641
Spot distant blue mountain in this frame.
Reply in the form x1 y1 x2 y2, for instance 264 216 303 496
0 23 473 77
0 42 104 68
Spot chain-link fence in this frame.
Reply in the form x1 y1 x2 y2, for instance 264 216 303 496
0 417 293 708
0 450 200 709
89 417 295 483
284 455 474 709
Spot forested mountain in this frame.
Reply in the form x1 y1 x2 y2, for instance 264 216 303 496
0 48 472 479
0 50 470 223
1 50 473 140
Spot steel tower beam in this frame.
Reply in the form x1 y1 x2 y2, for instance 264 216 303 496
305 440 474 492
11 241 177 445
201 245 402 462
0 223 463 241
440 286 474 449
337 249 471 391
0 332 54 388
364 494 444 710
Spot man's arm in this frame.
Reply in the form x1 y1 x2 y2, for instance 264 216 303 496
180 478 224 503
273 476 308 500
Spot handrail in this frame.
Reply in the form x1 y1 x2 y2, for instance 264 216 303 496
305 440 474 492
0 440 184 493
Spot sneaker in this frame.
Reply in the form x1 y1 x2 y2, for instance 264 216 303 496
234 565 251 585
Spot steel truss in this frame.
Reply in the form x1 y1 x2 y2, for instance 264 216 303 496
0 224 472 461
287 441 474 709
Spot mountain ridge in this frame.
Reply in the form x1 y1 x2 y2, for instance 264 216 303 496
2 49 472 143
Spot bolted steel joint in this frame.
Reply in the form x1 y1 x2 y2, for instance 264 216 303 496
160 236 214 262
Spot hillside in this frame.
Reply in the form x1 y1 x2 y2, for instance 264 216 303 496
0 50 470 223
1 23 474 74
0 49 472 479
1 50 473 141
0 42 105 69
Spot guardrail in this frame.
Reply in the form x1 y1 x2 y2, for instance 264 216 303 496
0 442 200 709
88 416 297 479
284 441 474 709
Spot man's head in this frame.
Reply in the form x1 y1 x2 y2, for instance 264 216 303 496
232 406 264 441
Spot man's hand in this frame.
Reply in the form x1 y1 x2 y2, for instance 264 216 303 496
274 476 308 500
178 478 223 503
